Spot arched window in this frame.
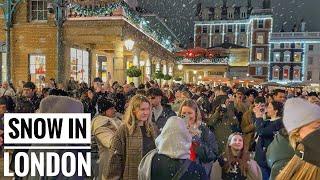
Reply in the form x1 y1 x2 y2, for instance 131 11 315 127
283 66 290 80
293 66 301 80
272 66 280 80
240 7 247 19
227 7 234 19
284 51 291 62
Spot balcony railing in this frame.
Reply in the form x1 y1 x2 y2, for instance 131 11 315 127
271 32 320 40
179 57 228 65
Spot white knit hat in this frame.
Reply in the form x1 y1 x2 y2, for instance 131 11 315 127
283 98 320 133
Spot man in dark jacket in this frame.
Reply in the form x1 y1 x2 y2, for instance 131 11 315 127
15 82 41 112
147 88 176 133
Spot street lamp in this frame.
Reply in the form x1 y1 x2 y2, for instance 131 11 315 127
124 39 135 51
177 64 183 70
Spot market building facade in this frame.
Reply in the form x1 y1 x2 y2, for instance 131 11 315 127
0 0 179 87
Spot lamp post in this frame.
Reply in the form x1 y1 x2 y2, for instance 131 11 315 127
0 0 23 83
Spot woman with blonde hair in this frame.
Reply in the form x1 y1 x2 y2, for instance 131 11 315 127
106 95 156 180
178 99 218 175
276 98 320 180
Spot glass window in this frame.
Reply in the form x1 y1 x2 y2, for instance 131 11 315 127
70 48 89 83
309 45 314 51
307 71 312 80
257 33 264 44
284 51 291 62
283 66 290 80
284 43 290 49
274 43 280 49
228 25 233 33
256 67 263 76
294 52 301 62
29 55 46 88
202 26 208 34
258 20 264 28
1 53 7 82
293 67 301 80
215 26 220 33
295 43 301 49
256 48 264 61
272 66 279 79
240 24 246 32
273 52 280 62
30 0 48 21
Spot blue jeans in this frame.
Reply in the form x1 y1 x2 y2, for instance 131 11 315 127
260 167 271 180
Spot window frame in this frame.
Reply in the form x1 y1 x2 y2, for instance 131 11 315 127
282 66 290 80
273 52 280 62
283 51 291 62
272 66 280 80
29 0 48 21
256 48 264 61
293 66 301 80
29 54 46 87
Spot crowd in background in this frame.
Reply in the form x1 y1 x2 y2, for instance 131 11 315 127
0 77 319 180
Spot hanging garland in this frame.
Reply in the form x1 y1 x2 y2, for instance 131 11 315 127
68 1 175 52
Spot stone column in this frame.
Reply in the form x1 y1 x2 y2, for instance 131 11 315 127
113 41 126 84
185 71 190 83
204 70 208 77
162 61 167 75
132 49 141 87
145 55 151 81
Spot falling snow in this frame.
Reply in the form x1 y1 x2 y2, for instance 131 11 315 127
137 0 320 46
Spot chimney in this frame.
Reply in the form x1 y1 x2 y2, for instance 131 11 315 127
247 0 252 7
263 0 271 9
300 19 306 32
223 0 227 7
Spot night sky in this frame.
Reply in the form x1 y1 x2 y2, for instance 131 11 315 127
138 0 320 45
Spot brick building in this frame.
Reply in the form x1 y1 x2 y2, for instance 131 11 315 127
0 0 178 87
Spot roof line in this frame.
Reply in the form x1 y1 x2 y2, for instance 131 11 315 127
143 13 179 42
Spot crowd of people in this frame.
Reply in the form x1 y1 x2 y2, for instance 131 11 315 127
0 77 319 180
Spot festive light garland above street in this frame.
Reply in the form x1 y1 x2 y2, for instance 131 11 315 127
69 1 175 52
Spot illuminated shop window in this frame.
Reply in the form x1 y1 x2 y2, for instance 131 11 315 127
29 54 46 87
283 66 290 80
294 52 301 62
272 66 280 79
70 48 89 83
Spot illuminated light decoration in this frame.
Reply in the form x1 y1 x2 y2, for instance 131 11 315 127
177 64 183 70
124 39 135 51
193 70 197 74
69 2 175 52
209 25 213 47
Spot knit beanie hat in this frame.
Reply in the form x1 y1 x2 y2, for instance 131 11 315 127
283 98 320 133
39 95 83 113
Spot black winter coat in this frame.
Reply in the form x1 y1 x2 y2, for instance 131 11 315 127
151 153 208 180
254 118 283 168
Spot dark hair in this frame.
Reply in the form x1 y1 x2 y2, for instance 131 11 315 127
138 84 145 90
308 91 318 97
147 88 163 97
270 101 284 117
97 98 115 114
220 86 229 93
136 89 146 96
23 81 36 90
93 77 103 83
273 89 286 96
254 96 266 104
245 89 258 98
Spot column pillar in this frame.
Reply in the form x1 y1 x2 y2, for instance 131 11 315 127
185 71 190 83
113 41 126 84
162 61 167 75
204 70 208 77
132 49 141 87
145 55 151 81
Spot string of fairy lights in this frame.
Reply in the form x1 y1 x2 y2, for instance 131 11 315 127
68 1 175 52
